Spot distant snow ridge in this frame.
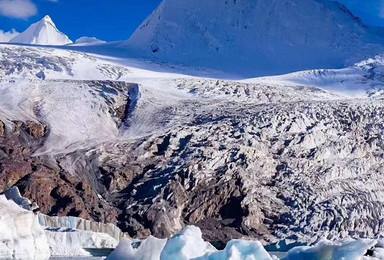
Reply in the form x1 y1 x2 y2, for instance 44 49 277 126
10 15 72 46
74 36 106 45
126 0 384 76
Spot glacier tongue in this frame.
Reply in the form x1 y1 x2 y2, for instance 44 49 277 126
10 15 72 46
45 227 118 257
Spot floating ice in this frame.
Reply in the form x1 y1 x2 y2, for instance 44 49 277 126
283 238 376 260
107 225 383 260
106 236 166 260
194 239 274 260
160 226 216 260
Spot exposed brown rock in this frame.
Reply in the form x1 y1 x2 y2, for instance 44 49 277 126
11 120 46 139
17 168 118 223
115 104 128 121
0 134 33 191
25 120 46 139
0 121 4 136
0 119 118 226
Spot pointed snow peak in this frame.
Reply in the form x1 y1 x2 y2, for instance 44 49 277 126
9 15 72 46
43 15 51 20
42 15 54 23
39 15 56 29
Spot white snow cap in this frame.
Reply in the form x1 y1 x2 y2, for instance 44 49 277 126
10 15 72 46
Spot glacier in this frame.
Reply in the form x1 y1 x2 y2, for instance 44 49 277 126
45 227 118 257
2 43 384 258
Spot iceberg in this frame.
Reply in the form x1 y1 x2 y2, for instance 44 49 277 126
106 236 166 260
0 195 50 260
160 226 216 260
195 240 274 260
108 226 273 260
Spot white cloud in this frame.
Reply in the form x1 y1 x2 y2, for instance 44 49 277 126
0 0 37 19
0 28 19 42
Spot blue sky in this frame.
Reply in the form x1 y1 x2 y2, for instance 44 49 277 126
0 0 382 42
0 0 162 41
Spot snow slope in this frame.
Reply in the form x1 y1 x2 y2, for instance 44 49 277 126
10 15 72 46
244 54 384 98
126 0 384 76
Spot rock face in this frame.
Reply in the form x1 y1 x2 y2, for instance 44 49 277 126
0 87 130 225
0 121 4 136
24 121 46 139
0 195 50 260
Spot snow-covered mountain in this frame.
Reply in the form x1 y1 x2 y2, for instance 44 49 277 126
10 15 72 46
126 0 384 76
